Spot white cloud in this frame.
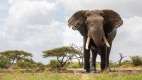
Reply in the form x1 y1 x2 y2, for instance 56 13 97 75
8 0 57 25
59 0 142 17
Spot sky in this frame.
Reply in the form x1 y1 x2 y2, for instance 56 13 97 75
0 0 142 63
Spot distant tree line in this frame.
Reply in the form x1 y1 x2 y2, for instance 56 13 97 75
0 46 142 72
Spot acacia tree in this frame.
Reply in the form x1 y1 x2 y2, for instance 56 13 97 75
0 56 10 68
0 50 32 64
43 46 82 68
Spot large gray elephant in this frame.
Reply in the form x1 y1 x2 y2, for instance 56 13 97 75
68 9 123 72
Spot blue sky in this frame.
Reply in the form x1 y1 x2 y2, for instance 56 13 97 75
0 0 142 63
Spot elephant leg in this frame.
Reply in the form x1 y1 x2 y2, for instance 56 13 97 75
106 43 112 71
91 48 97 72
100 45 112 71
84 49 90 72
105 30 116 70
100 47 108 71
83 37 91 72
106 46 111 69
100 53 106 71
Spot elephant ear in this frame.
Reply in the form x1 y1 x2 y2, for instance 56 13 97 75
101 10 123 32
68 10 86 30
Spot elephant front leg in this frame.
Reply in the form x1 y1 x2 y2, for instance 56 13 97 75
83 37 91 72
100 53 106 71
106 45 112 71
91 48 97 72
100 47 108 71
100 45 112 71
84 49 90 72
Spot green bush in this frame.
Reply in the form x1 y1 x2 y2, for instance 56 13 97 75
16 60 45 72
130 56 142 66
35 62 45 72
17 61 37 69
0 58 10 69
48 60 60 69
121 60 131 66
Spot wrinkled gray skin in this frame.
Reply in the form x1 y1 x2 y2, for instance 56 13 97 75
68 9 123 72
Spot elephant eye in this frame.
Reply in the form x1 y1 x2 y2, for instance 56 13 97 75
77 23 80 26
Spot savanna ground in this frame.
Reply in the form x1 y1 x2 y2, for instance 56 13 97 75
0 67 142 80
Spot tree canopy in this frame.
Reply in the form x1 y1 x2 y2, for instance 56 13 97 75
0 50 32 64
43 46 81 57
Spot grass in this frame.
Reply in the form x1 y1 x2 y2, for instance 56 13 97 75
0 71 142 80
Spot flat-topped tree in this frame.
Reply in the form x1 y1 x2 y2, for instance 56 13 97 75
43 46 82 68
0 50 32 64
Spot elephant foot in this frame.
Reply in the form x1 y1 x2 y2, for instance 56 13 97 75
85 69 91 73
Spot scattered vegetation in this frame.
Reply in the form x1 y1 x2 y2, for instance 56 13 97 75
0 47 142 80
130 56 142 66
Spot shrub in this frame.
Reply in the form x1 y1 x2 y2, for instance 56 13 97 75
35 62 45 72
17 61 36 69
16 61 45 72
49 60 60 69
0 58 10 69
130 56 142 66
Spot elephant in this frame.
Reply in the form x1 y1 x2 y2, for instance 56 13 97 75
68 9 123 72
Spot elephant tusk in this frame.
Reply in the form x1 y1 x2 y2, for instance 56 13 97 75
85 37 90 50
103 36 110 47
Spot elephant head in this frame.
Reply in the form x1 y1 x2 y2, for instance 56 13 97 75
68 10 110 49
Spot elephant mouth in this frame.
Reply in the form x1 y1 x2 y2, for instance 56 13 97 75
85 36 110 50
